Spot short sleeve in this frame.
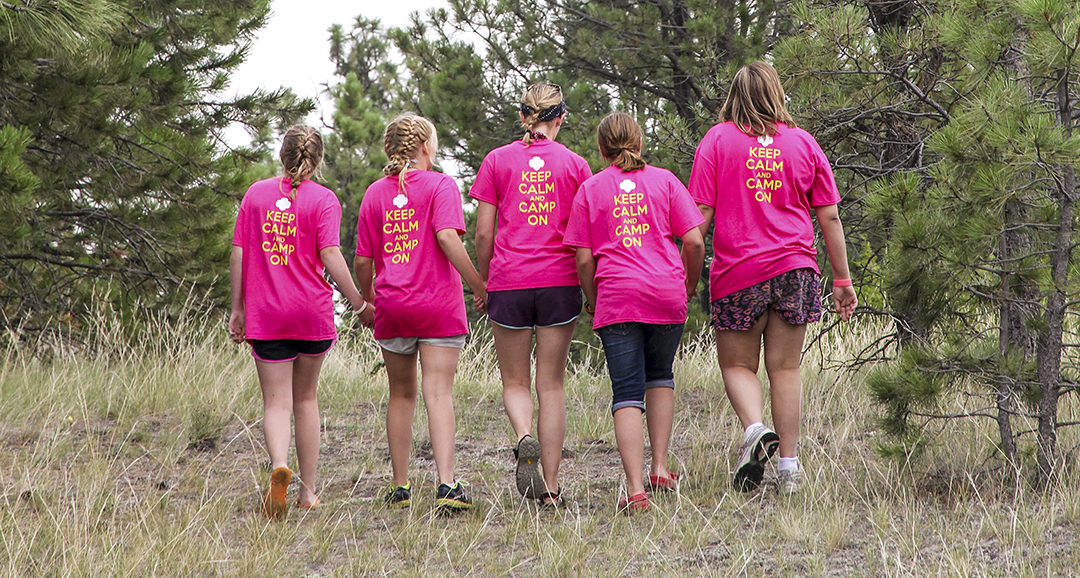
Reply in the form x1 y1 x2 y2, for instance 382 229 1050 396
688 130 718 208
808 137 842 207
562 186 592 249
667 175 707 238
431 176 466 235
316 192 342 250
573 156 593 194
232 193 250 247
355 192 374 258
468 152 499 205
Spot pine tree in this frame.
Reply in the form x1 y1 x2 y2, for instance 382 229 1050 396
779 0 1080 483
0 0 311 334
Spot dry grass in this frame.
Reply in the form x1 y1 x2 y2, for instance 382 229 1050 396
1 311 1078 577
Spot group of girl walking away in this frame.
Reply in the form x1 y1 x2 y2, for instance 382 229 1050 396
229 61 857 520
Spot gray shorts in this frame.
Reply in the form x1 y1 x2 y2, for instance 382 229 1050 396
376 334 467 355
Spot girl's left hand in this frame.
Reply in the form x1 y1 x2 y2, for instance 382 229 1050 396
832 285 857 321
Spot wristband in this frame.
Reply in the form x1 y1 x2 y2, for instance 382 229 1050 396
584 301 595 315
356 301 369 314
832 278 853 287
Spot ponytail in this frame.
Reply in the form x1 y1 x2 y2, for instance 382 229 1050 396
597 112 646 172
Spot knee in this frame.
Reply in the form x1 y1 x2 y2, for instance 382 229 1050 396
388 382 418 401
763 360 801 379
719 359 760 375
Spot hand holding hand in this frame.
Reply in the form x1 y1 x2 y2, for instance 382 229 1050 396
473 281 488 312
351 297 375 329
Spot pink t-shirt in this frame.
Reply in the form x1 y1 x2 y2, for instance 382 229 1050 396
688 122 841 300
469 139 592 291
355 170 468 340
232 177 341 341
564 165 705 329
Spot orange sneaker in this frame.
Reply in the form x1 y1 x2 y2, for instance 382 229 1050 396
262 466 291 520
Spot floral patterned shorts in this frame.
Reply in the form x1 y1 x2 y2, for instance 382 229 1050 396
710 268 822 330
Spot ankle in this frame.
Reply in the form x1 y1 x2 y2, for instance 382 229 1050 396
743 422 765 442
777 456 800 473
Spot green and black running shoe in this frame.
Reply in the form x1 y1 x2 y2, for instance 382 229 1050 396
385 482 411 508
435 480 472 511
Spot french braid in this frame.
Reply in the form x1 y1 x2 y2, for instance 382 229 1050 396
383 113 434 195
280 125 324 200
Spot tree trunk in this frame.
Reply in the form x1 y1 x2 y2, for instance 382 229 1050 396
1035 69 1074 485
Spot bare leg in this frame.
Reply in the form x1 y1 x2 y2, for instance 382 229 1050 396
644 386 674 478
492 324 535 440
715 313 768 429
256 360 295 471
613 407 646 497
382 348 419 487
762 310 807 458
291 354 326 506
418 343 462 486
533 322 574 495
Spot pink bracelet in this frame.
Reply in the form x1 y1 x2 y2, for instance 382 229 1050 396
832 278 853 287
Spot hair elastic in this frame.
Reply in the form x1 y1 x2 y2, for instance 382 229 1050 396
832 278 853 287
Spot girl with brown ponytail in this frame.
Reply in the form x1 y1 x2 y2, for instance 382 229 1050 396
469 83 592 507
230 125 374 519
564 112 705 512
355 113 487 512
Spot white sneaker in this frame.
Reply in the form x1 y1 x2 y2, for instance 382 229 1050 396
776 465 804 495
733 424 780 492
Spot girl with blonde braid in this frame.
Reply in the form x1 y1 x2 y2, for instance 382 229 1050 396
230 125 374 519
470 83 591 506
355 113 487 511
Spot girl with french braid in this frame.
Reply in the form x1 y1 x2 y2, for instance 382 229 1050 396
355 113 487 512
230 125 374 519
469 83 592 507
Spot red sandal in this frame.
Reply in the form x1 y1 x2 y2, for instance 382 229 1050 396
647 472 681 491
617 492 650 514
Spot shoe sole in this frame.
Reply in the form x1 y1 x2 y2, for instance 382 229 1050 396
387 498 411 508
435 498 472 511
262 466 291 519
515 436 544 499
733 431 780 492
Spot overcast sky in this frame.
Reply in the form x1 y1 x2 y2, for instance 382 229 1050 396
226 0 448 145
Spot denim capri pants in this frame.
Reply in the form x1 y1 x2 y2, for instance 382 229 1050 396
596 322 684 414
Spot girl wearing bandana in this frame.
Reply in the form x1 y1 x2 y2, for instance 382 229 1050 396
469 83 592 507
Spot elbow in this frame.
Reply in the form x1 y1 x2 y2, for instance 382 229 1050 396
475 230 493 250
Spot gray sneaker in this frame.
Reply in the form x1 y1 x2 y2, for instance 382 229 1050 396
777 465 804 495
733 424 780 492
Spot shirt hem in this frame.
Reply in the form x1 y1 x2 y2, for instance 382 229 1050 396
592 316 687 330
711 261 821 300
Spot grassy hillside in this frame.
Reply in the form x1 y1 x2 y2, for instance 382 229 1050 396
1 312 1078 577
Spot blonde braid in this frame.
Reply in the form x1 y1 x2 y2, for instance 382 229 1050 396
382 113 427 195
280 125 324 200
520 83 563 146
